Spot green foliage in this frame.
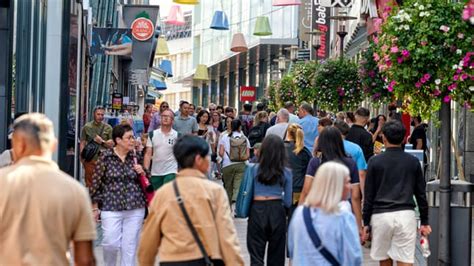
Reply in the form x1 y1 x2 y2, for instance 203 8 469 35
373 0 474 117
292 61 319 104
313 58 363 111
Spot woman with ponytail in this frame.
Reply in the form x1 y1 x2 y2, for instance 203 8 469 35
285 123 313 216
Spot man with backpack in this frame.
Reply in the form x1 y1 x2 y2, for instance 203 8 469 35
218 120 250 205
238 103 254 136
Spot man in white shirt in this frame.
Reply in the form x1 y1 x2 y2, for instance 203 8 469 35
144 109 179 190
266 108 290 139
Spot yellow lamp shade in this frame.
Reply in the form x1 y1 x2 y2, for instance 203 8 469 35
253 16 272 36
230 33 248 53
155 36 169 56
194 64 209 80
173 0 199 4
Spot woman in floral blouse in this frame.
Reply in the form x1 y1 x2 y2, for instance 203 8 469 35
90 124 147 266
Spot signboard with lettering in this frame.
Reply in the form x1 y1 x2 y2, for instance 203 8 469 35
312 0 331 59
240 86 257 102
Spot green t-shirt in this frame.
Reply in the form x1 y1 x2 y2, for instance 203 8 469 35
80 121 113 160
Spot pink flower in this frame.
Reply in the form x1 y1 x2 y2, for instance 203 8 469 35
421 41 428 46
444 95 451 103
373 53 380 61
454 75 459 81
397 57 404 64
458 33 465 39
373 36 379 44
401 50 410 57
433 89 441 96
440 25 450 33
390 80 396 87
386 60 392 67
421 77 427 84
387 86 394 92
448 83 457 91
415 82 422 88
424 74 431 80
461 74 468 80
390 46 399 53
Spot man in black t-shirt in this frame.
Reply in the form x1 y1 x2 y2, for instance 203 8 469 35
346 107 374 162
409 116 427 168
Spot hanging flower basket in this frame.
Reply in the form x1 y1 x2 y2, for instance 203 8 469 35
267 75 298 110
314 58 363 111
292 61 319 104
373 0 474 116
360 41 393 107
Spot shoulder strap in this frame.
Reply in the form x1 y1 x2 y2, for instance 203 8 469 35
173 181 213 266
99 123 105 136
302 207 340 266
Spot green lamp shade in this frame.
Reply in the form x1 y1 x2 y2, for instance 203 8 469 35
173 0 199 4
194 64 209 80
155 36 169 56
253 16 272 36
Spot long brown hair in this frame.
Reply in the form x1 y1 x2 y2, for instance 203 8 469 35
286 123 305 155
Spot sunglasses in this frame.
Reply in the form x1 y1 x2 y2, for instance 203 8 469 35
161 105 169 108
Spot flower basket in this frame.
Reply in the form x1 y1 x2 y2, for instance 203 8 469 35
313 58 363 111
374 0 474 116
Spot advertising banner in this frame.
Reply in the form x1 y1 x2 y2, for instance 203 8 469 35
312 0 331 59
90 28 132 56
122 5 160 70
240 86 257 102
299 0 312 46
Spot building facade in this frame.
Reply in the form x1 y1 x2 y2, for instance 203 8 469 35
185 0 299 110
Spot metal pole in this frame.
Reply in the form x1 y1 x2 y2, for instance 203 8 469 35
438 100 451 265
337 31 347 59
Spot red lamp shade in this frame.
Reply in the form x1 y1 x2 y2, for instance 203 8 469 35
230 33 248 53
272 0 302 6
164 5 185 26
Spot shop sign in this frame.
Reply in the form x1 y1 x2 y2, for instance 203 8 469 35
112 93 123 110
319 0 352 7
240 86 257 102
312 0 331 59
131 17 154 41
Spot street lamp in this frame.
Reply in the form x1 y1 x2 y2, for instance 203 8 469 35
274 56 288 72
284 45 300 63
329 14 357 59
305 30 323 62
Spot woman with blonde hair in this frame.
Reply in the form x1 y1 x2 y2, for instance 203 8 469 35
288 162 362 265
284 123 312 214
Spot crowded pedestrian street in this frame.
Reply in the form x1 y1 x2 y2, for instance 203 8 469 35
1 0 474 266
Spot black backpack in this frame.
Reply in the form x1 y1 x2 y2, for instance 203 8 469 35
248 124 265 148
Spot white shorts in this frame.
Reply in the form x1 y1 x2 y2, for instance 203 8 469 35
370 210 417 263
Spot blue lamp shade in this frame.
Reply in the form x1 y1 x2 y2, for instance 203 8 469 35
210 11 229 30
149 79 167 91
159 60 173 78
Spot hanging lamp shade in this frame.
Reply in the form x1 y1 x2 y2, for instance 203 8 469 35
155 36 169 56
173 0 199 5
210 11 229 30
272 0 302 6
194 64 209 80
253 16 272 36
230 33 248 53
165 5 185 26
150 79 167 90
159 60 173 77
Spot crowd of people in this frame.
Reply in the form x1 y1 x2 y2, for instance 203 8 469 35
0 99 432 266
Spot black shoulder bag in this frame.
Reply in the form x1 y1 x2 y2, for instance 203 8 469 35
303 206 340 266
81 124 105 162
173 180 213 266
